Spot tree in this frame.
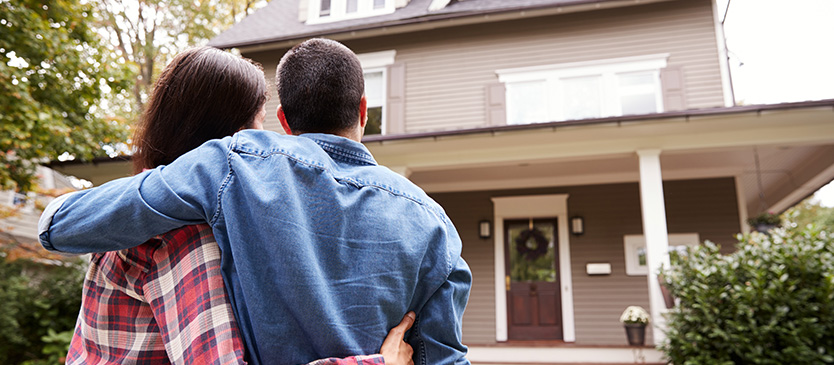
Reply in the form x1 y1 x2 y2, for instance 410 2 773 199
94 0 271 113
0 0 132 192
782 196 834 231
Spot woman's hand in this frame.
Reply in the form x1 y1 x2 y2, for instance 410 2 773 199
380 312 416 365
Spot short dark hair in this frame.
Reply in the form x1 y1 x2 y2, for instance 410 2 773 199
276 38 364 135
132 47 268 173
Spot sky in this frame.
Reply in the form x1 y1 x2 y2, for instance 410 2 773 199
717 0 834 207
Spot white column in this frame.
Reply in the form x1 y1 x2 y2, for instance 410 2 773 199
636 149 671 345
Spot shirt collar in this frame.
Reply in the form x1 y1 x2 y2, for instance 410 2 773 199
300 133 377 166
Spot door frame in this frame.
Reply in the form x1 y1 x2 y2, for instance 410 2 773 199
491 194 575 342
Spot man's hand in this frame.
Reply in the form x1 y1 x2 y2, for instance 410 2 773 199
380 312 416 365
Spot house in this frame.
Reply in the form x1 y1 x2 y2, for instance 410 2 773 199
50 0 834 363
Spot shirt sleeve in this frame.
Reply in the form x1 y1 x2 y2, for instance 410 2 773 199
38 137 233 254
409 255 472 365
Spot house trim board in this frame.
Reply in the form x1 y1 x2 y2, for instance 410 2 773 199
466 345 665 364
491 194 576 342
711 0 735 107
735 175 750 234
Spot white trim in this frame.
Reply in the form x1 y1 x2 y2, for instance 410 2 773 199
491 194 575 342
467 346 666 364
428 0 451 11
624 233 700 276
711 0 735 107
636 149 670 345
735 175 750 234
496 53 670 81
306 0 395 24
357 50 396 69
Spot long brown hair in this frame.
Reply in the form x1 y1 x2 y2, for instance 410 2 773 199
132 47 268 173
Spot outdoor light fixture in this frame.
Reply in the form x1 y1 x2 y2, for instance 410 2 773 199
570 216 584 236
479 220 492 239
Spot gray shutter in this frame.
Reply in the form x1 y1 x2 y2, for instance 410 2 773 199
660 66 686 112
386 62 406 135
485 82 506 126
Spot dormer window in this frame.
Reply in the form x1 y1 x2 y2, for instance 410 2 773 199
309 0 394 24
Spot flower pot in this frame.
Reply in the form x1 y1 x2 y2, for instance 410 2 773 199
624 323 646 346
754 223 777 233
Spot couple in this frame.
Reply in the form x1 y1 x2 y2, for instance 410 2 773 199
39 39 471 365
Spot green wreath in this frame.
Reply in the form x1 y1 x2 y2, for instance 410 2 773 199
515 228 549 261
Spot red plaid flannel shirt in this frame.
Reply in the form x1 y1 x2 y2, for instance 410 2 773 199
68 224 385 365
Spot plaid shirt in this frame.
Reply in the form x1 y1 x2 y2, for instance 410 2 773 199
68 224 385 365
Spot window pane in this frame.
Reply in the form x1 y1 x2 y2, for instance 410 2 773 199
320 0 331 15
364 71 384 107
366 106 383 135
618 72 658 115
561 75 601 120
507 221 557 283
506 80 547 124
373 0 385 9
347 0 358 13
621 94 657 115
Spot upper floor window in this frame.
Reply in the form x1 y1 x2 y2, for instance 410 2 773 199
308 0 395 24
357 50 396 135
497 54 669 124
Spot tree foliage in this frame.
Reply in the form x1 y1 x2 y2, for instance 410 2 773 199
0 252 85 364
662 224 834 364
94 0 271 113
783 197 834 232
0 0 132 191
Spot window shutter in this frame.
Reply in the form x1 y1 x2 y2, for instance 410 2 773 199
298 0 309 22
386 62 406 135
485 82 506 126
660 66 686 112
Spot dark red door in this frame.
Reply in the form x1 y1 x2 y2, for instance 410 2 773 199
505 218 562 340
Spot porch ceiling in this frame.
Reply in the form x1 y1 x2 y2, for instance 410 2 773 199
366 104 834 214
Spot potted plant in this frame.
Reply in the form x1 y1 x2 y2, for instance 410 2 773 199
620 306 650 346
747 211 781 233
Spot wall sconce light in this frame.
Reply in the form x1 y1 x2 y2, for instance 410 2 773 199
570 216 584 236
479 220 491 239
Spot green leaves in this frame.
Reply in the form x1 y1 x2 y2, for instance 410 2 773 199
662 225 834 364
1 0 131 191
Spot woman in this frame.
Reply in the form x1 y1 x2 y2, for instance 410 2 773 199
67 47 414 365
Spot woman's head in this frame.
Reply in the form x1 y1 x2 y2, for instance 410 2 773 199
132 47 268 173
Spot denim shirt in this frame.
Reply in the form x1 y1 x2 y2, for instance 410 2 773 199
39 131 471 365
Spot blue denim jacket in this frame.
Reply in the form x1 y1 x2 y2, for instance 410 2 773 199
39 131 471 365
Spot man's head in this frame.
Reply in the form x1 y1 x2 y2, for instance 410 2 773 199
276 38 367 138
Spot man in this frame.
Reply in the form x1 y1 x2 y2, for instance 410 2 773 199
39 39 471 365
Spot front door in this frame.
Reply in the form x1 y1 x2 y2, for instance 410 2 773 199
505 218 562 340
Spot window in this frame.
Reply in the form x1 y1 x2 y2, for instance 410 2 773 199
623 233 699 276
356 50 396 136
497 54 668 124
309 0 394 23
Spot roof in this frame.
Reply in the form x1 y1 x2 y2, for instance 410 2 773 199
209 0 655 49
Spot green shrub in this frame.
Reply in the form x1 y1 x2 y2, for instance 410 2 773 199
0 254 84 364
662 224 834 364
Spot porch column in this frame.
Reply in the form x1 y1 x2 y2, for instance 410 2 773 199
636 149 671 345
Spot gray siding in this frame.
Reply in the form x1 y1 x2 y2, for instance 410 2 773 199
431 177 741 345
245 0 725 135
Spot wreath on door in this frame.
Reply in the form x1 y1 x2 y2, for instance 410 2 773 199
515 227 549 261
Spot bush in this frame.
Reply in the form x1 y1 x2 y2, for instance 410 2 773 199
662 224 834 364
0 253 84 364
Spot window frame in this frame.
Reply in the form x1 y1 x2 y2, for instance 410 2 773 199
497 54 669 124
307 0 395 24
356 50 396 136
623 233 699 276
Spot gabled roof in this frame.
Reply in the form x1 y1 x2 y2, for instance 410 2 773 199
209 0 662 49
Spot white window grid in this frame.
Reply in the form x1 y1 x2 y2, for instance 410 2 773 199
308 0 395 24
